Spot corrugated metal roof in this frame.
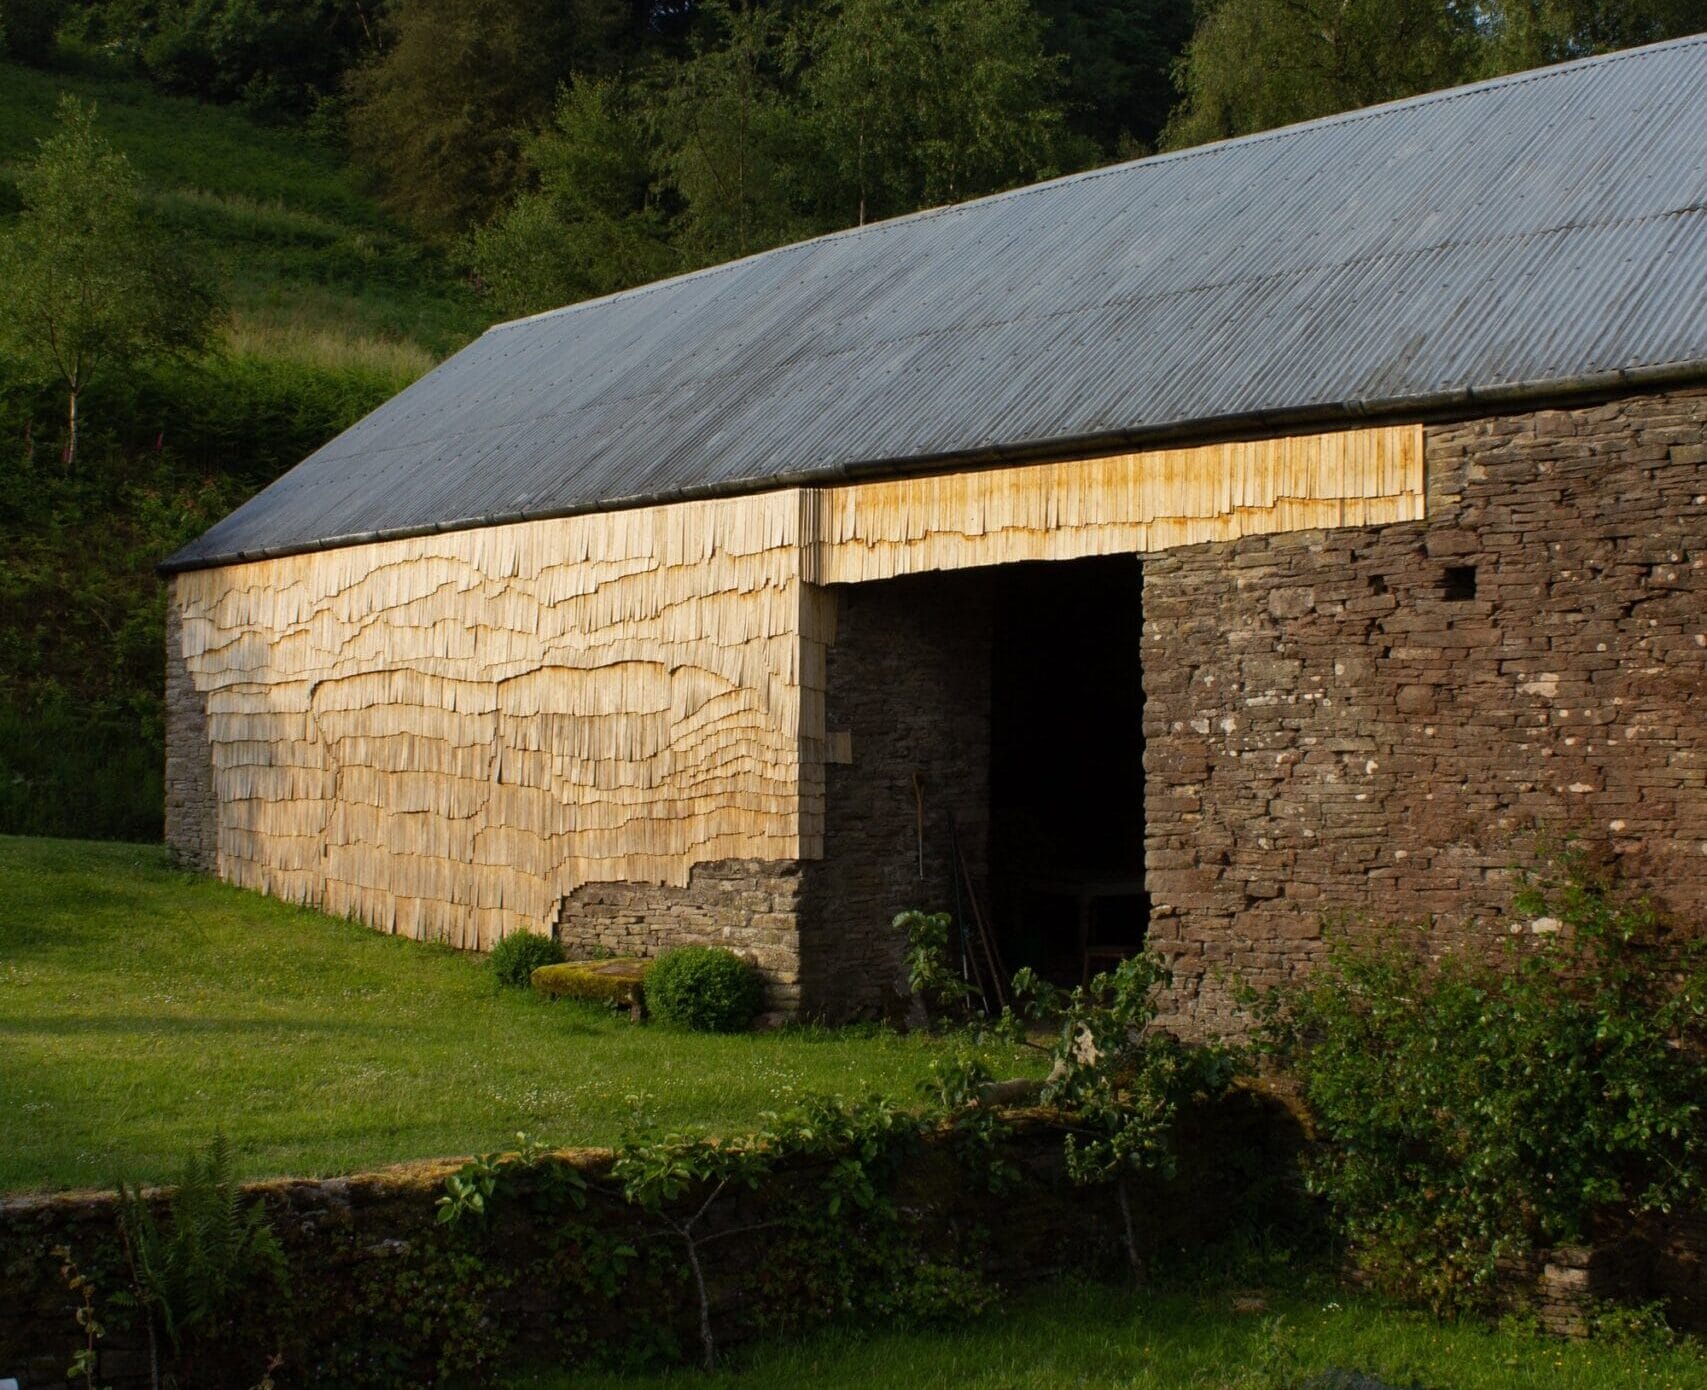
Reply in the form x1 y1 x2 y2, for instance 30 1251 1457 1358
164 36 1707 572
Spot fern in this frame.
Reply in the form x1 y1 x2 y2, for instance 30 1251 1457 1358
117 1135 288 1358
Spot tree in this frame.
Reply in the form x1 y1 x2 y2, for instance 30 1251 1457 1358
1036 0 1196 155
345 0 627 233
470 78 679 319
1478 0 1707 76
0 97 217 467
653 0 816 264
799 0 1082 227
1161 0 1481 149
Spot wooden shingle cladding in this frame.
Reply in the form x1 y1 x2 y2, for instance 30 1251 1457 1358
168 425 1423 951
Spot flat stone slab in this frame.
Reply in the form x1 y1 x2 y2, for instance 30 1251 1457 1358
532 958 648 1009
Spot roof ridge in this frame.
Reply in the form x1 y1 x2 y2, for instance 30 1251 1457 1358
484 32 1707 339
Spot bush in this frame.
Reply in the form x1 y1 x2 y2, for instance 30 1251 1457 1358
645 946 764 1032
488 930 563 989
1253 847 1707 1313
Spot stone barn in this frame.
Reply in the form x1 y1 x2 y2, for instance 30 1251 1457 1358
161 38 1707 1029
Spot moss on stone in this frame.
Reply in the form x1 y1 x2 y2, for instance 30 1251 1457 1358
532 958 648 1008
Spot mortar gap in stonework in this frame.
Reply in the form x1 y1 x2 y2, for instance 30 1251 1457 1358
1443 565 1478 602
1368 574 1388 596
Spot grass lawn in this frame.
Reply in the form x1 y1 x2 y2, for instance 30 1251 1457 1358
517 1278 1707 1390
0 836 1035 1193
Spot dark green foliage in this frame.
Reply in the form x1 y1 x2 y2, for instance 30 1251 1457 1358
798 0 1084 224
645 946 764 1032
468 77 679 319
0 0 67 64
1162 0 1707 150
1477 0 1707 76
0 60 478 839
1253 848 1707 1313
489 930 567 989
1037 0 1195 153
346 0 628 233
117 1135 289 1357
73 0 384 120
1162 0 1480 149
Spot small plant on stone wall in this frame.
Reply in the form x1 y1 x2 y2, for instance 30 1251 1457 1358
488 929 566 989
116 1135 288 1389
1250 846 1707 1314
645 946 764 1032
1009 955 1244 1280
611 1126 776 1370
438 1133 590 1226
54 1244 110 1390
899 911 1246 1277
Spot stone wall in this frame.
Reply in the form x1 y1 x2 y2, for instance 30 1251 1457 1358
162 582 216 873
553 859 803 1015
0 1101 1297 1390
799 571 995 1021
1142 387 1707 1034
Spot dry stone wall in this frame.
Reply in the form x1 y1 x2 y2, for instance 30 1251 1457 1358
162 594 217 872
553 859 804 1013
1142 388 1707 1034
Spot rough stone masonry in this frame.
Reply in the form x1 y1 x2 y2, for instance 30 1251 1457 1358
1142 386 1707 1035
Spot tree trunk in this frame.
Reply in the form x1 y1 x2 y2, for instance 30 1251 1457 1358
65 385 79 470
1116 1176 1144 1285
682 1232 716 1371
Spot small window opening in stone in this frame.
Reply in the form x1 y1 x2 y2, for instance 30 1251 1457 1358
1443 565 1478 601
1368 574 1388 595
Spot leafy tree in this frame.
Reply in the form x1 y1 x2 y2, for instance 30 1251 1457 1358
800 0 1082 226
0 97 217 467
1478 0 1707 75
654 0 816 263
470 77 679 318
345 0 626 233
1161 0 1481 148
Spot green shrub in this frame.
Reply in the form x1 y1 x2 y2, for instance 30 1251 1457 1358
1253 847 1707 1314
645 946 764 1032
488 930 564 989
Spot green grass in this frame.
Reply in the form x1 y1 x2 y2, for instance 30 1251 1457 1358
0 58 486 377
0 836 1036 1193
515 1278 1707 1390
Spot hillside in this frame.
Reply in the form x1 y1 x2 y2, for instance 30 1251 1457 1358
0 59 485 379
0 60 488 841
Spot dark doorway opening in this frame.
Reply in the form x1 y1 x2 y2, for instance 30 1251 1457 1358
986 555 1147 986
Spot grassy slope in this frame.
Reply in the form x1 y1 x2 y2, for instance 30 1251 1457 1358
0 57 486 386
0 837 1037 1192
526 1279 1707 1390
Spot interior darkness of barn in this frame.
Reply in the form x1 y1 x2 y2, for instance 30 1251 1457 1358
987 556 1148 984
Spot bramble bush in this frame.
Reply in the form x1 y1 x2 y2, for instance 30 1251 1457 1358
645 946 764 1032
1251 847 1707 1313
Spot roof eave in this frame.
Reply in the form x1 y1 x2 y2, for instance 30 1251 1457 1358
157 359 1707 577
